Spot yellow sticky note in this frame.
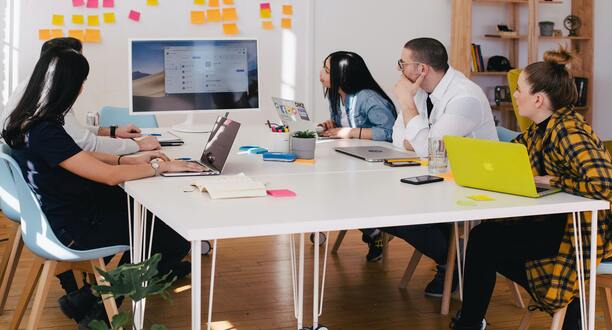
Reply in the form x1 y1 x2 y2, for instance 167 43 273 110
282 5 293 15
467 194 496 201
222 8 237 21
72 15 85 25
222 23 239 35
281 18 292 29
52 15 65 26
223 0 234 4
103 12 116 23
457 200 477 207
260 8 271 19
209 0 219 7
191 11 205 24
50 29 64 38
147 0 158 5
68 29 85 41
88 15 100 26
295 159 315 165
39 29 52 40
84 29 101 43
206 9 221 22
194 0 204 4
262 21 274 30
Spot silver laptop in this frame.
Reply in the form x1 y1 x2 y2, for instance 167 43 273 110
334 146 418 162
271 97 339 139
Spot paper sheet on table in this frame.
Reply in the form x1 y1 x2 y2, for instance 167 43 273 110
192 173 266 199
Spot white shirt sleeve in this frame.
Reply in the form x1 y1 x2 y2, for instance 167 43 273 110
63 111 139 155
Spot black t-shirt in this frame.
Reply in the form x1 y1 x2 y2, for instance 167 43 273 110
12 120 101 232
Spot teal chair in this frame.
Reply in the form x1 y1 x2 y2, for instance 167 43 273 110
496 126 521 142
0 147 128 329
98 106 158 128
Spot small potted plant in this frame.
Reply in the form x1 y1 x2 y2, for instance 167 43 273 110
291 130 316 159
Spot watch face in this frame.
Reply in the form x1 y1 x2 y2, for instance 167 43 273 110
151 161 160 169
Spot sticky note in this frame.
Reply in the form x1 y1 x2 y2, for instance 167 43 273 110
206 9 221 22
103 13 116 24
50 29 64 38
39 29 52 40
73 0 85 7
267 189 296 198
282 5 293 15
281 18 292 29
68 29 85 41
72 15 85 25
262 21 274 30
84 29 101 43
87 0 99 8
191 11 205 24
222 23 239 35
260 8 271 19
457 200 477 207
52 15 64 26
194 0 205 4
295 159 315 165
260 3 270 9
102 0 114 7
129 10 141 22
223 0 234 4
209 0 220 7
87 15 100 26
147 0 158 6
222 8 237 21
467 194 496 201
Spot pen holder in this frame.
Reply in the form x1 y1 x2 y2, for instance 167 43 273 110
267 132 290 153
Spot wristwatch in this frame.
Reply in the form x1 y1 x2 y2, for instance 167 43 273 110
150 161 160 176
110 125 118 138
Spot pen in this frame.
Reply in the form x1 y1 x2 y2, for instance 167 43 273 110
147 133 162 136
176 157 191 161
266 120 272 129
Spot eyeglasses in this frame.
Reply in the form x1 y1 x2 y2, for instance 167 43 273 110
397 59 422 70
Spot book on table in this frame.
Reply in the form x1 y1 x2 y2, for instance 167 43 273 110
192 173 267 199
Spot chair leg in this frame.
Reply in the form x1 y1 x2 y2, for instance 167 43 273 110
441 225 458 315
550 306 567 330
518 310 534 330
600 287 612 329
8 257 44 330
0 224 23 314
507 278 526 309
382 233 392 269
399 251 423 289
26 260 57 330
331 230 347 255
91 257 119 325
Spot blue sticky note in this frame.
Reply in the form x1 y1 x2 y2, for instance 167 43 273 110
239 145 259 151
249 147 268 154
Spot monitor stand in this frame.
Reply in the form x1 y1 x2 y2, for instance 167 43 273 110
171 113 211 133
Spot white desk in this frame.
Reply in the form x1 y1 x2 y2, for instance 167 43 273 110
124 127 609 330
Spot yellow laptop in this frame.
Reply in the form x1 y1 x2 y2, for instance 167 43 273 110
444 136 560 198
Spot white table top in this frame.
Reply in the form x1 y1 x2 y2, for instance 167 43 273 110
125 127 609 241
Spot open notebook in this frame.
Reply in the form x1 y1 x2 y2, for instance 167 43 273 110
192 173 266 199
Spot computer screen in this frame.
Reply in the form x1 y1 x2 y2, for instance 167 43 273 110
129 39 259 114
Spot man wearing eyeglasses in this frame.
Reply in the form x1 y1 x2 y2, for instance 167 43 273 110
385 38 497 298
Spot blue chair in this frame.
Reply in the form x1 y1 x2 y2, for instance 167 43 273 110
0 148 129 329
496 126 521 142
98 106 158 128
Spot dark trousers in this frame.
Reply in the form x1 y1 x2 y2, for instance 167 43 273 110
56 186 190 292
382 223 452 265
458 214 567 325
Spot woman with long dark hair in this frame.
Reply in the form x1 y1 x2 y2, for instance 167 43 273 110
318 51 396 141
2 47 204 326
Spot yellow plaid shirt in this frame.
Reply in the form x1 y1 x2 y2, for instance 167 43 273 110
513 107 612 314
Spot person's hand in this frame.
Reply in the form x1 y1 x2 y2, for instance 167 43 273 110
121 151 170 165
394 73 425 113
159 160 206 173
318 120 336 131
534 175 555 186
115 124 142 139
134 136 161 151
322 127 353 139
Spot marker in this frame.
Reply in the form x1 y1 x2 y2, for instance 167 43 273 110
176 157 191 161
147 133 162 136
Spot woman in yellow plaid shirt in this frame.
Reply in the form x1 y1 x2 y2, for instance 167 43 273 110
453 48 612 330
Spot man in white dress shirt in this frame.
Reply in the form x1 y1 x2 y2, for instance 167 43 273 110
386 38 498 297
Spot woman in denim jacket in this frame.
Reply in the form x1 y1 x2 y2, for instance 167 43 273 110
318 51 397 142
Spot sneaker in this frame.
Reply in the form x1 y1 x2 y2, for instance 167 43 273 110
424 265 459 297
58 284 98 322
77 302 109 330
366 233 384 262
450 310 487 330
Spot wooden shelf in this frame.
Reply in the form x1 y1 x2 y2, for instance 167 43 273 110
539 36 591 40
470 71 508 77
491 103 514 111
485 34 525 39
474 0 562 3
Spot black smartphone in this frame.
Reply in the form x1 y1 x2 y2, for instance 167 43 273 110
400 175 444 185
383 160 420 167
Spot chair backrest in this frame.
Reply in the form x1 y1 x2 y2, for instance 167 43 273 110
507 69 533 132
98 106 158 128
0 144 20 222
496 126 521 142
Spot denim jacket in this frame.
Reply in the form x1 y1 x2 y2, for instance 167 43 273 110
329 89 396 142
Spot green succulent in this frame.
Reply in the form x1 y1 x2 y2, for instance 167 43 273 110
292 130 316 138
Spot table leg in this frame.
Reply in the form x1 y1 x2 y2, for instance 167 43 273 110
192 240 202 330
129 197 146 329
313 232 319 329
207 240 218 330
298 233 305 330
589 210 598 330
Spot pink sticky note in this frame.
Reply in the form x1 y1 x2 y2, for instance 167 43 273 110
73 0 85 7
86 0 99 8
128 10 141 22
260 2 270 9
102 0 114 8
267 189 296 198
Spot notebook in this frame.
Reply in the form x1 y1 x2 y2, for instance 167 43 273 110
192 173 267 199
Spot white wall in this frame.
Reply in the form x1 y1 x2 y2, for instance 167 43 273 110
593 0 612 140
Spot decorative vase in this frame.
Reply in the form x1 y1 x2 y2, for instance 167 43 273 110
539 21 555 36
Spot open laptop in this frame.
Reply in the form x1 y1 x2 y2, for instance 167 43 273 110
444 135 560 198
271 97 338 139
161 116 240 177
334 146 418 162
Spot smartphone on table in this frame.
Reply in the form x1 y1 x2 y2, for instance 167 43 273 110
400 175 444 185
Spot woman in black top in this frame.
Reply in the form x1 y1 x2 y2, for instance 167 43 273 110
2 47 204 326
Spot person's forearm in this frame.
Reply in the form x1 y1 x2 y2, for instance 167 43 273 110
86 151 119 165
401 107 419 128
403 140 415 152
98 127 110 136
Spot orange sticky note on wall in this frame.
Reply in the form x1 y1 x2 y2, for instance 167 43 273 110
72 15 85 24
262 21 274 30
50 29 64 38
39 29 52 40
88 15 100 26
194 0 204 4
206 9 221 22
103 13 116 23
52 15 65 26
84 29 101 43
68 29 85 41
282 5 293 15
222 23 239 35
222 8 237 21
223 0 234 4
146 0 158 5
191 11 205 24
209 0 219 7
281 18 292 29
260 8 271 19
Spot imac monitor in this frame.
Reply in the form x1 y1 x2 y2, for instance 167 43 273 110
129 38 259 132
